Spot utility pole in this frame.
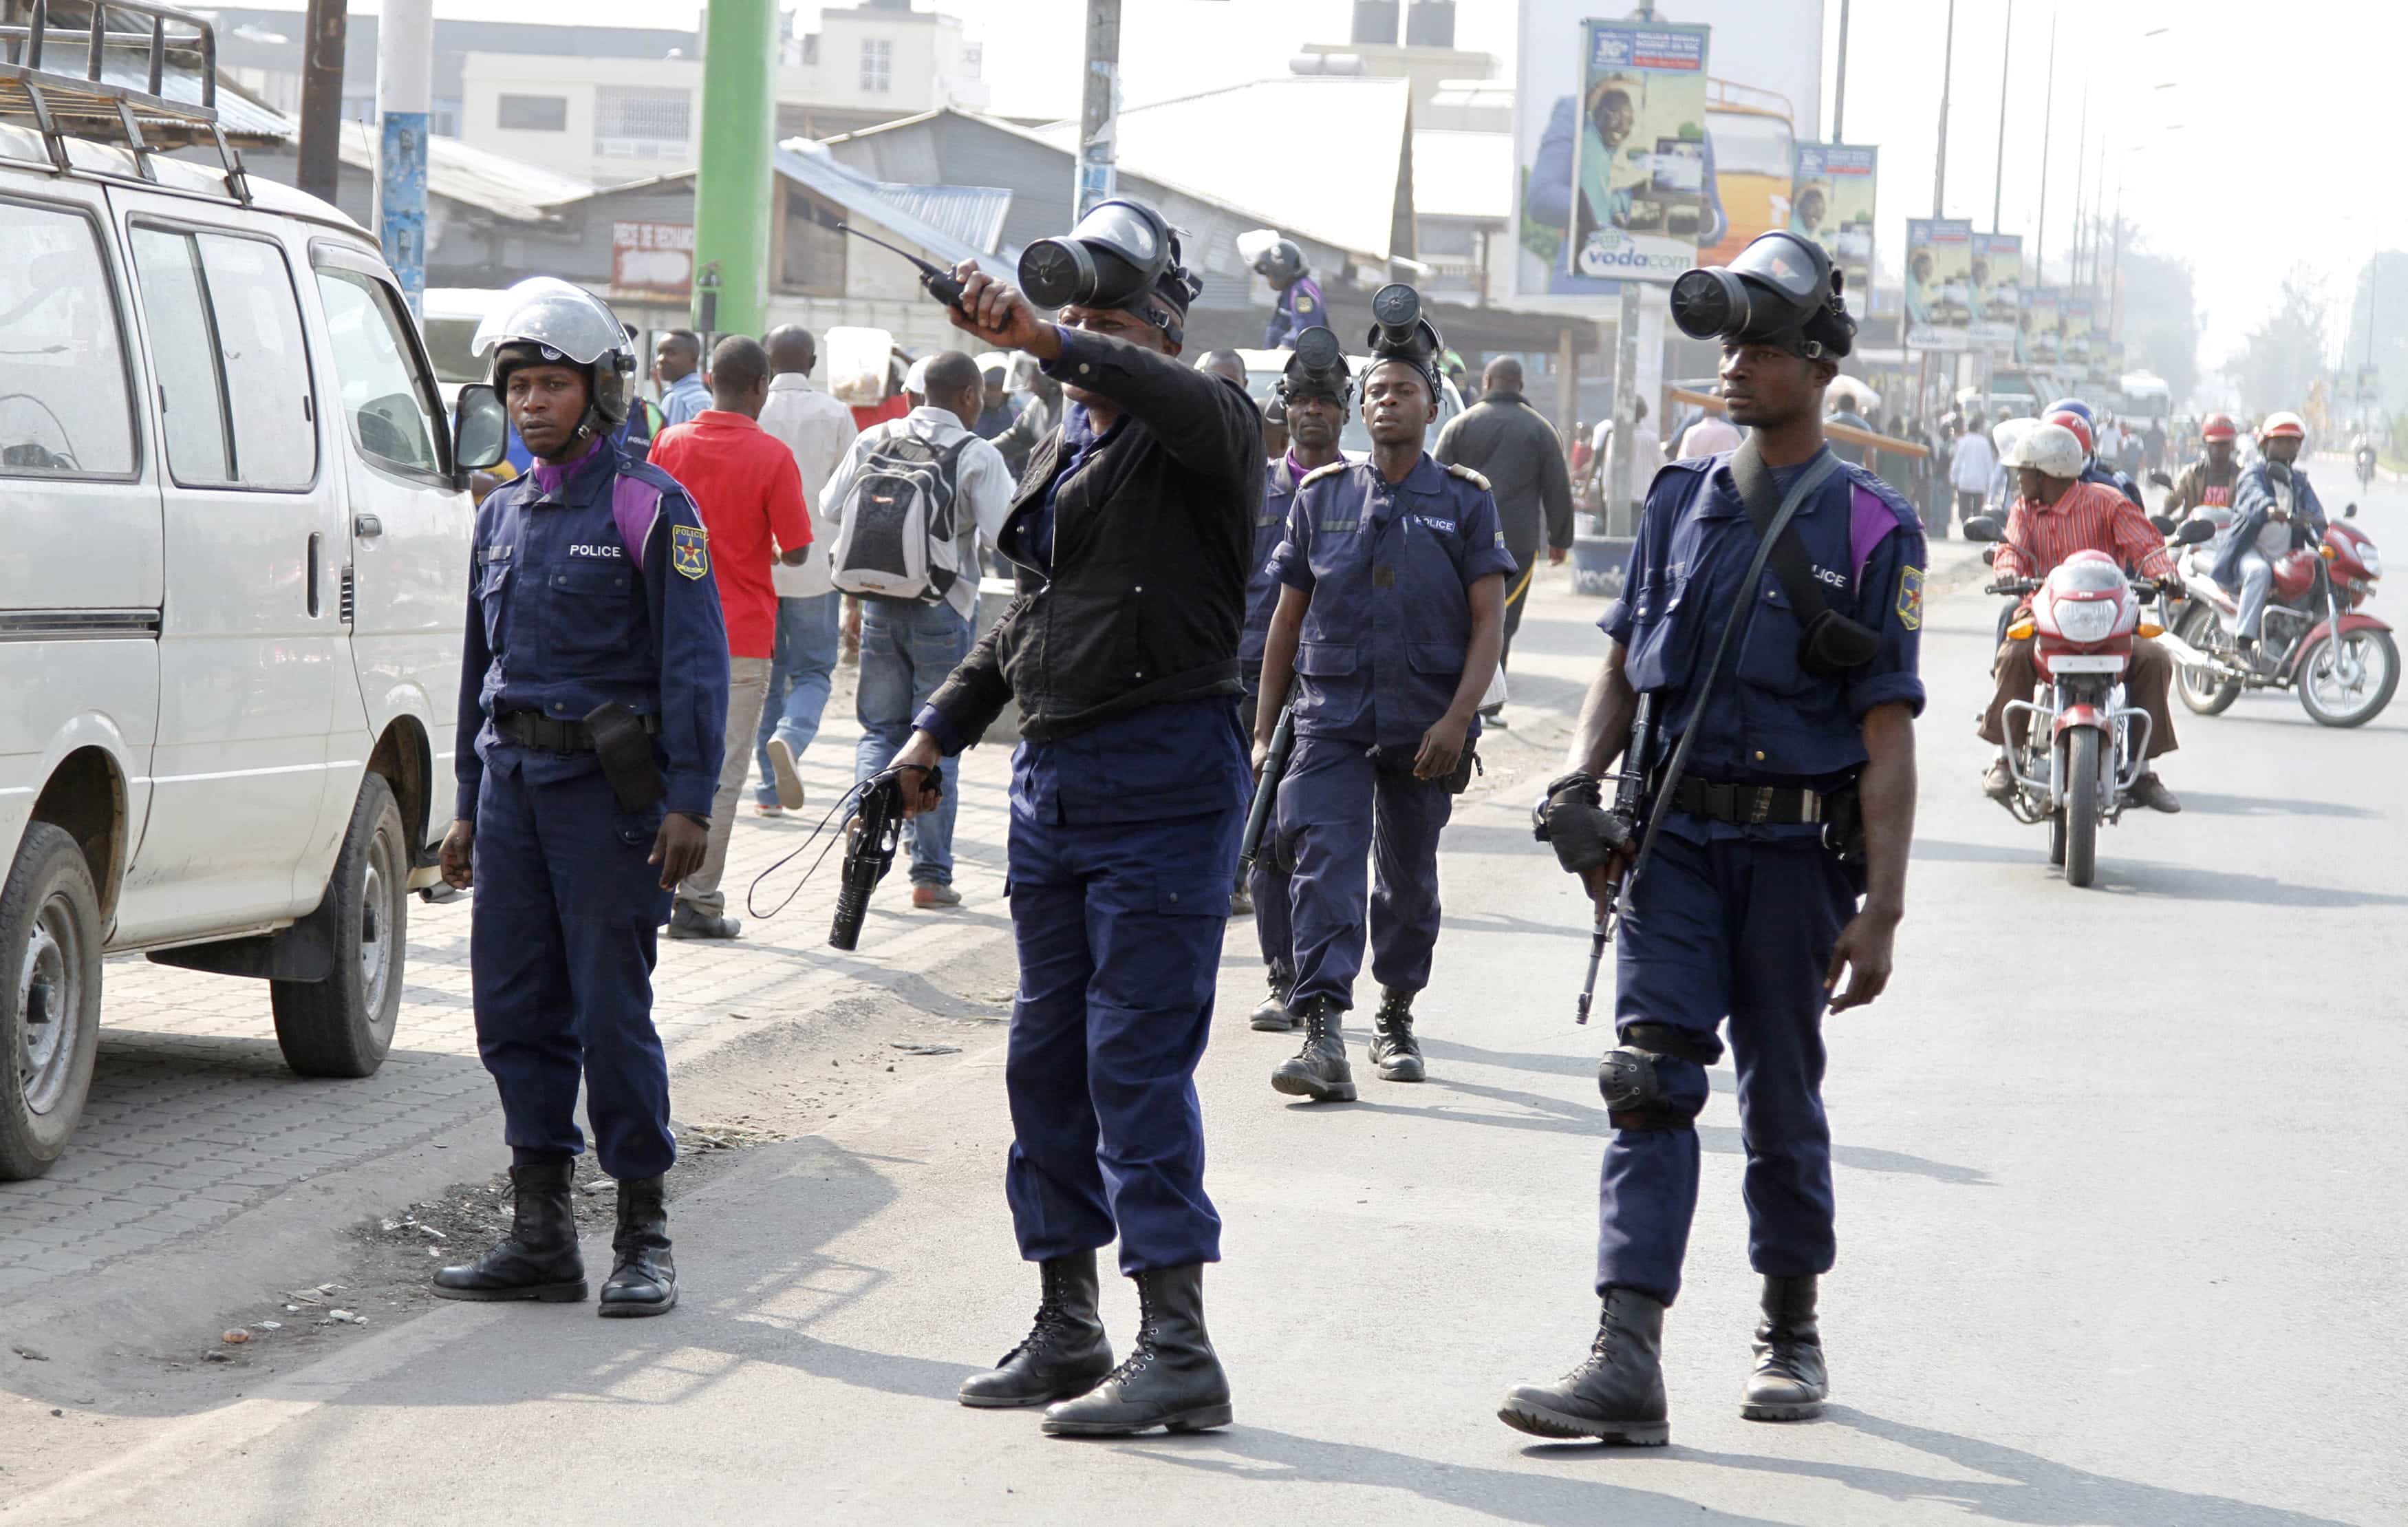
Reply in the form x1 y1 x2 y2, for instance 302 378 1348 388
1991 0 2013 233
1933 0 1956 216
296 0 346 206
1075 0 1122 217
2034 4 2056 283
1832 0 1851 142
2069 81 2087 289
691 0 777 337
375 0 431 317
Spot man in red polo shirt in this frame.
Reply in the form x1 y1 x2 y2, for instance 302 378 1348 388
649 335 813 939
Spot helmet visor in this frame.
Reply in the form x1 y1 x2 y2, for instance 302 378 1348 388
1064 200 1165 271
471 277 627 367
1725 233 1827 307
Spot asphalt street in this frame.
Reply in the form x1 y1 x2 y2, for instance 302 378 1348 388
10 472 2405 1525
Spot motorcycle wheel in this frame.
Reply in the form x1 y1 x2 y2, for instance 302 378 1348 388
2047 809 2067 866
2063 729 2100 888
2173 604 2242 716
2296 628 2400 728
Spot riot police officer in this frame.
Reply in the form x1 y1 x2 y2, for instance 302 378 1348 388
1511 234 1923 1441
1254 236 1325 350
1245 331 1354 1026
433 278 730 1318
1253 290 1514 1096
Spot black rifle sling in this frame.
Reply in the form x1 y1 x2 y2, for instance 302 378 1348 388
1728 436 1845 630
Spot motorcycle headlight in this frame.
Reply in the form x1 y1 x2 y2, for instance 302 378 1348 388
2053 599 2119 643
2359 546 2381 577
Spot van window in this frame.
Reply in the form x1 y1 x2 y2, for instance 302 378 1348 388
314 267 443 476
129 224 317 491
0 199 136 478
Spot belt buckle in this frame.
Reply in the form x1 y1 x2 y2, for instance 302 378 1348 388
1747 787 1772 826
1800 790 1822 824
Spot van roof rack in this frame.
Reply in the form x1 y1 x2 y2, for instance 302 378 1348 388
0 1 249 202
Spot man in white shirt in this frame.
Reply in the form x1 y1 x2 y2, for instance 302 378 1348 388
1946 414 1996 540
1676 408 1743 460
819 350 1013 908
1589 398 1667 517
748 327 861 815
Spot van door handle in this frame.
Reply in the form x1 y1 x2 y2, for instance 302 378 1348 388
307 531 323 617
354 513 383 537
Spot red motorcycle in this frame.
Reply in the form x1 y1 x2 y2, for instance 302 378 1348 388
2168 505 2395 727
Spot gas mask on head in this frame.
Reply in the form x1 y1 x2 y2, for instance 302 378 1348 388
1670 231 1856 361
1019 198 1203 344
1276 325 1353 419
1362 284 1445 402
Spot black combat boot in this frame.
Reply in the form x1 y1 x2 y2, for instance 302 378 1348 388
1368 986 1426 1082
597 1175 677 1317
1249 959 1296 1032
1270 996 1355 1101
1040 1263 1232 1436
432 1159 587 1303
1497 1286 1670 1444
1741 1274 1827 1421
958 1250 1114 1408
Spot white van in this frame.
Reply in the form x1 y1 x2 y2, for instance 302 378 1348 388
0 13 471 1177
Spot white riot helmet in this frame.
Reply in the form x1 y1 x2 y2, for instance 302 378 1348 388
473 277 638 431
2003 420 2087 480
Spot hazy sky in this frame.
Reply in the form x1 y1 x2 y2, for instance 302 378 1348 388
336 0 2403 369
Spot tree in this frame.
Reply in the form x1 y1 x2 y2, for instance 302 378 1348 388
2229 264 2331 420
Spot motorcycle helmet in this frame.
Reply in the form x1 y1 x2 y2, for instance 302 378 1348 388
2004 420 2087 480
2043 408 2095 462
2258 411 2308 444
2043 396 2095 427
473 277 637 433
2200 412 2239 443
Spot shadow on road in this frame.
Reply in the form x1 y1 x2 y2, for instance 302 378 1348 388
2170 791 2381 820
2092 862 2408 909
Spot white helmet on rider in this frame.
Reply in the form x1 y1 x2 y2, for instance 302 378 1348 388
2003 420 2087 480
2257 411 2308 446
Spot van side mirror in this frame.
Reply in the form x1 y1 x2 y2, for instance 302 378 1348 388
2148 513 2178 536
2173 516 2216 546
1961 515 2004 543
2345 502 2358 519
453 384 509 475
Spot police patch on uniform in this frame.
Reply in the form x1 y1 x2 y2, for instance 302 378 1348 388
1296 295 1315 313
671 523 709 581
1897 564 1924 630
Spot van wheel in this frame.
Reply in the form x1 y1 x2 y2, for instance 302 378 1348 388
272 773 406 1078
0 824 104 1180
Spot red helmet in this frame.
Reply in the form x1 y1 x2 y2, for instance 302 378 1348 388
2200 412 2238 442
2043 408 2095 459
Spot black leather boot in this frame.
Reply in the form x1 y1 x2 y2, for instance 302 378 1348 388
1040 1263 1232 1436
1741 1274 1827 1420
958 1250 1114 1408
1249 960 1296 1032
1368 986 1426 1082
597 1175 677 1317
1497 1286 1670 1444
1270 997 1355 1101
432 1160 587 1303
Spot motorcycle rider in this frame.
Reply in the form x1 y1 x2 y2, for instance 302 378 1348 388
1979 421 2184 814
2169 414 2244 528
2353 432 2379 490
2045 396 2146 509
2211 412 2328 668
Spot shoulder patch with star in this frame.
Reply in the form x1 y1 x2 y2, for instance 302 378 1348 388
1896 564 1924 630
671 522 709 581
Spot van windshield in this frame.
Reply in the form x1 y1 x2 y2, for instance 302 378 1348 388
422 317 483 385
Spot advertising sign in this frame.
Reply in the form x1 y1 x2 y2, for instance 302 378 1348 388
1971 232 2022 353
1789 142 1877 314
1512 0 1828 304
611 221 694 301
2021 286 2061 364
1903 217 1974 351
2061 296 2095 365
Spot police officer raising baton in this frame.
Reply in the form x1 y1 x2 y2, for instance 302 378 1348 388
1512 233 1924 1443
881 202 1261 1438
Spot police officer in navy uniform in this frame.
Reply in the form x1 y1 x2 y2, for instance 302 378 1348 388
883 202 1260 1437
432 278 730 1318
1253 292 1515 1096
1254 236 1325 350
1507 234 1923 1442
1244 332 1353 1027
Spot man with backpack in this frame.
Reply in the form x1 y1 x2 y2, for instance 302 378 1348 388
820 350 1013 908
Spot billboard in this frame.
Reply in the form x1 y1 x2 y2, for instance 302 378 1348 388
1903 217 1974 351
1971 232 2021 353
1789 142 1876 314
612 220 694 301
2061 296 2095 365
1512 0 1828 303
1558 21 1711 285
2021 286 2061 364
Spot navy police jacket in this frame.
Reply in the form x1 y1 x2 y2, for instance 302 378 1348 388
1241 453 1312 670
2210 460 2327 594
456 438 731 822
1601 449 1925 827
1265 275 1326 350
1271 453 1518 747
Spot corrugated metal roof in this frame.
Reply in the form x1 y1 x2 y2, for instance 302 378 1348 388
773 141 1011 273
1413 131 1512 222
780 138 1011 255
338 120 590 224
26 47 298 142
1028 77 1411 261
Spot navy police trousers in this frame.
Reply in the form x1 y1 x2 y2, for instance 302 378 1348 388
1598 831 1853 1305
1004 803 1244 1276
471 762 677 1181
1278 736 1455 1012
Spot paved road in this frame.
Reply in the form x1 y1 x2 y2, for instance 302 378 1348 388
10 481 2405 1523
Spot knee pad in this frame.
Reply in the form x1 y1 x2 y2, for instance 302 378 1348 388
1599 1022 1721 1130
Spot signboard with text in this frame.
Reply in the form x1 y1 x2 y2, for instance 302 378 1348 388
612 221 695 301
1972 232 2022 354
1790 142 1877 317
1904 217 1974 351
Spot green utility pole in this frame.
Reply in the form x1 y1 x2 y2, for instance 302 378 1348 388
691 0 777 338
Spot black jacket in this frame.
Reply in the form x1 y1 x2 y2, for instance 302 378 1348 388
1432 392 1576 566
927 327 1262 745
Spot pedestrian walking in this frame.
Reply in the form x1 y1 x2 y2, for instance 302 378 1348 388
1434 356 1575 675
1591 399 1666 522
821 350 1013 910
753 325 860 817
433 279 729 1318
647 338 813 940
974 363 1020 439
1947 413 1995 538
654 329 707 427
1675 402 1743 460
883 204 1257 1436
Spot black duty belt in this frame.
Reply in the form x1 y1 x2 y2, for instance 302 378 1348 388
497 708 659 754
1664 777 1826 826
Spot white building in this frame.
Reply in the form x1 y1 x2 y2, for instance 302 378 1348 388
463 2 988 189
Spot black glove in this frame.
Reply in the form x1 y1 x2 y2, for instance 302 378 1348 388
1533 773 1631 876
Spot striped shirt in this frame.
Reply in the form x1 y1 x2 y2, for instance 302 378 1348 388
1994 479 2177 584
